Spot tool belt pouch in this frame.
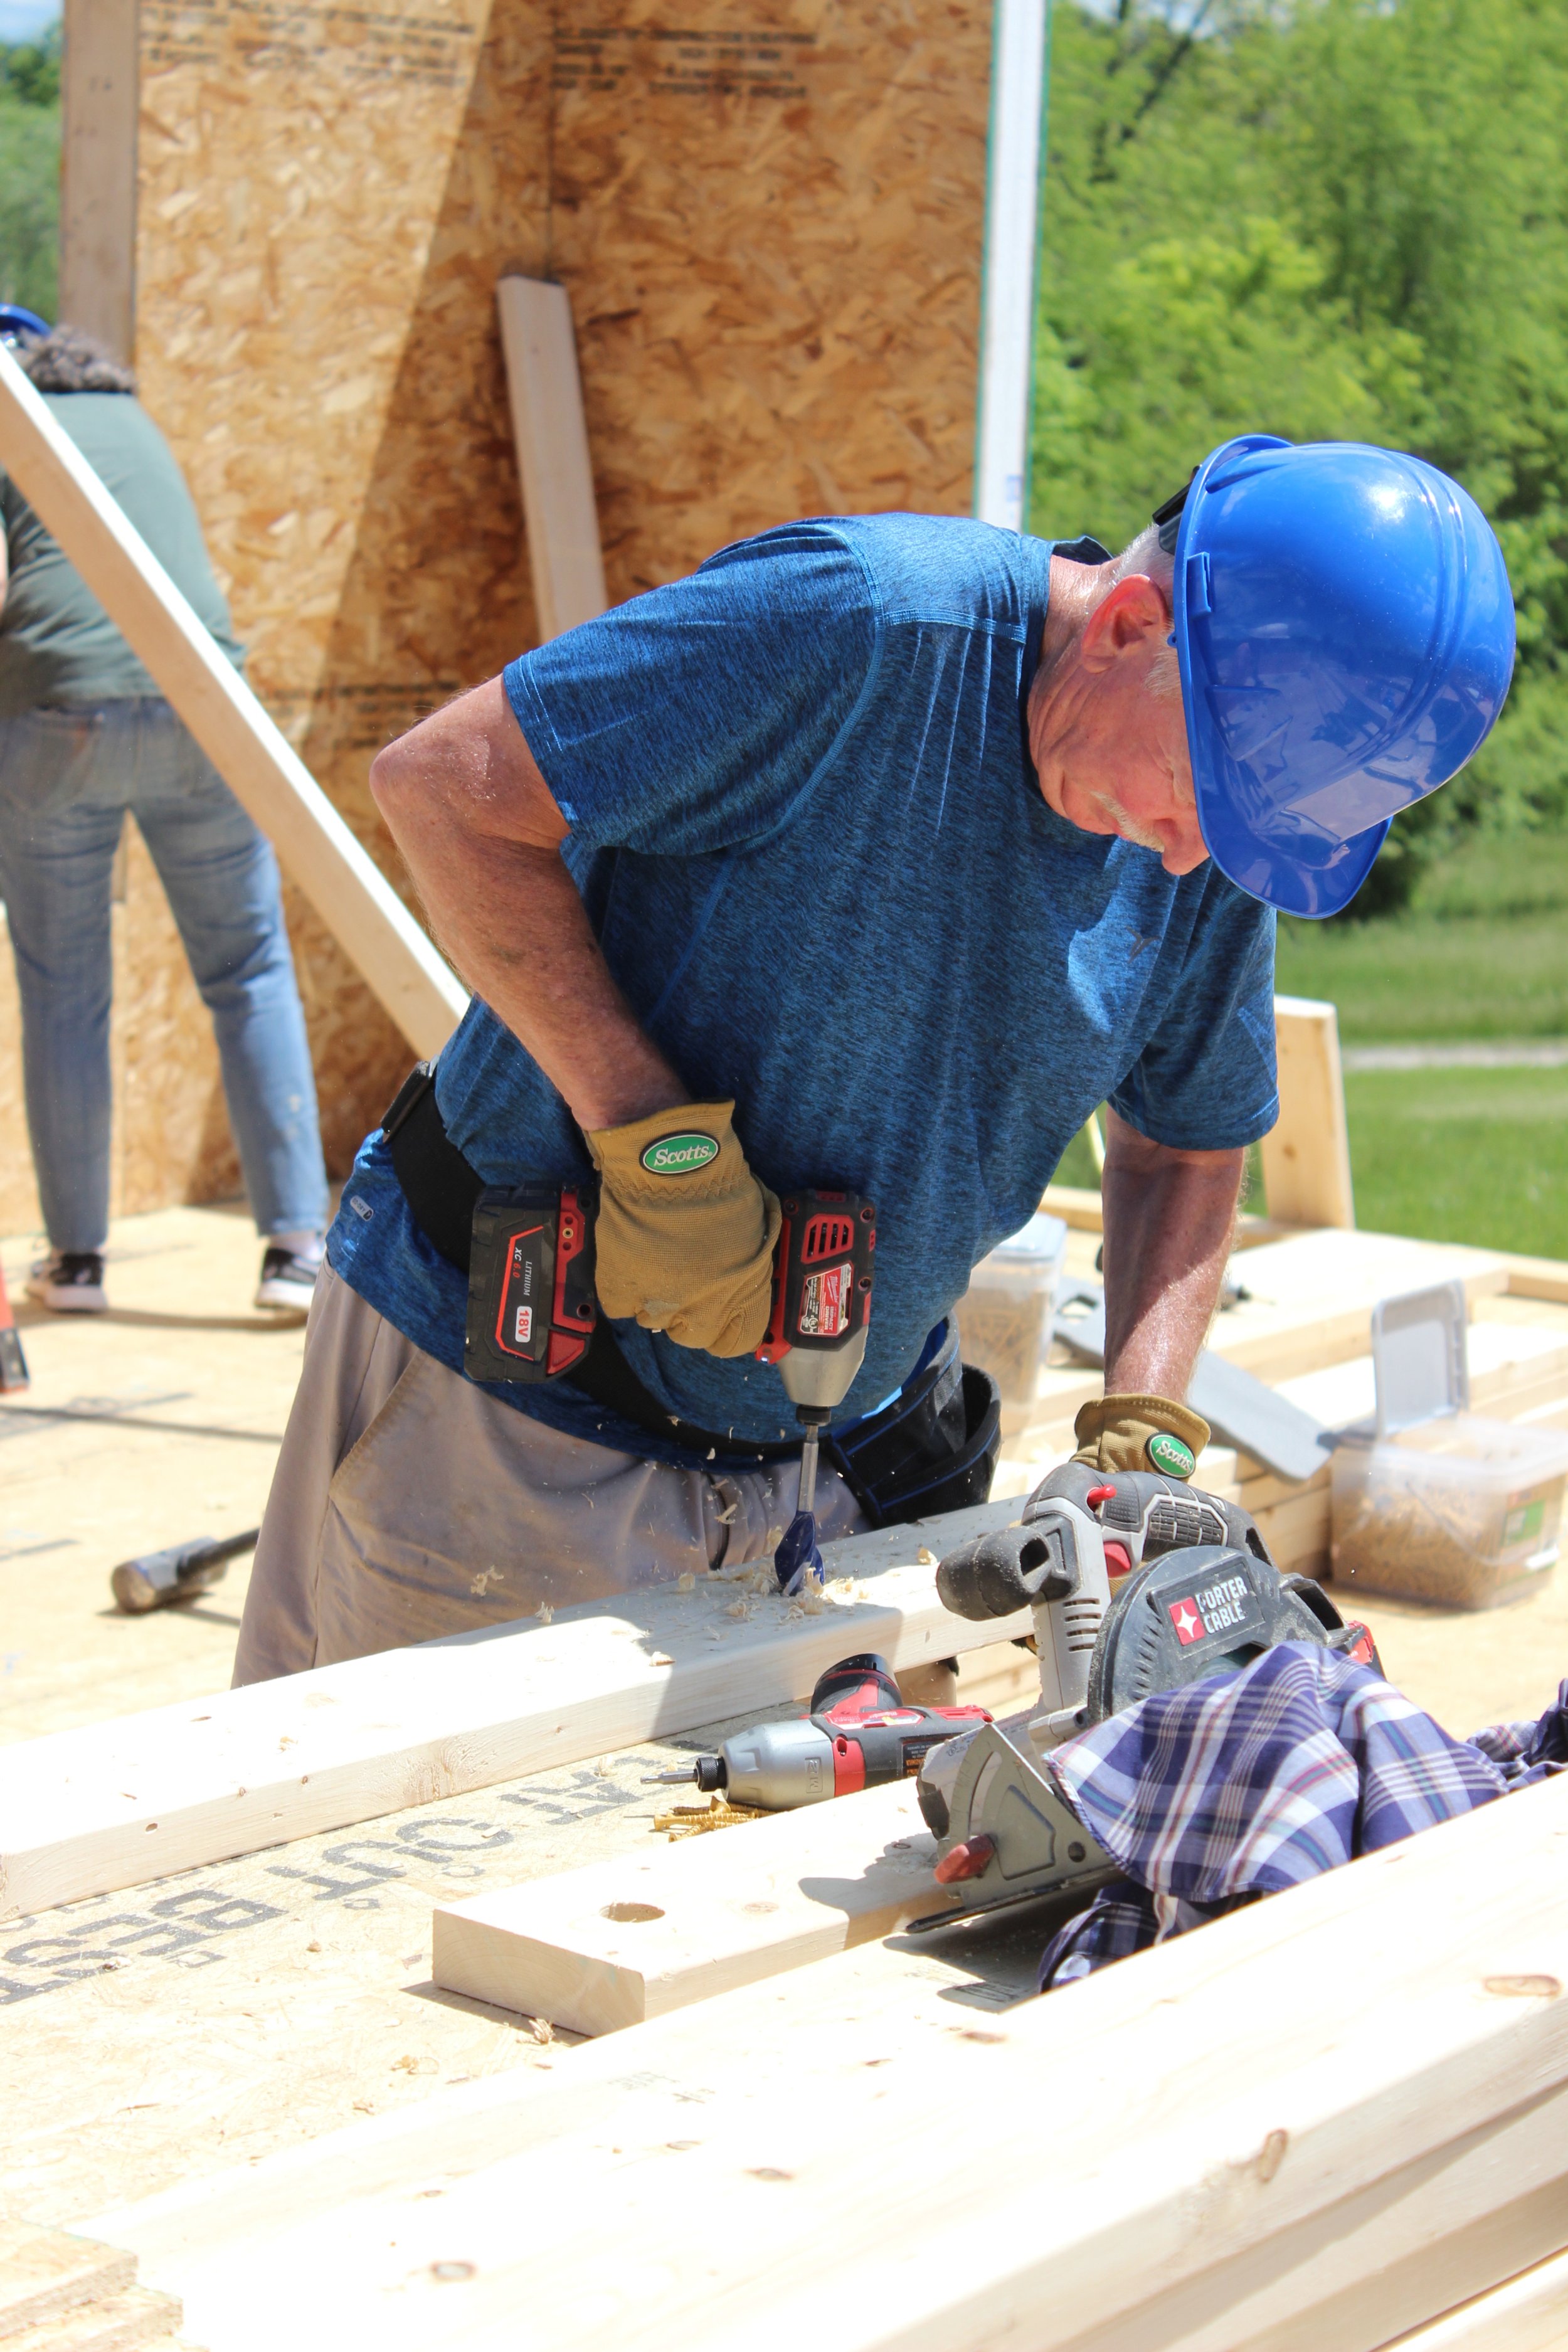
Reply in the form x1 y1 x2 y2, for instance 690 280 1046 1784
463 1184 598 1386
827 1332 1002 1530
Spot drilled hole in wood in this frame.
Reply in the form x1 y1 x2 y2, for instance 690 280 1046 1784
601 1902 665 1923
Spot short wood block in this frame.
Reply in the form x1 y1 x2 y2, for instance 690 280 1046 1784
432 1779 963 2035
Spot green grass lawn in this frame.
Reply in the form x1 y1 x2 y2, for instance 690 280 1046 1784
1057 1080 1567 1258
1340 1066 1568 1258
1273 832 1568 1042
1051 831 1568 1258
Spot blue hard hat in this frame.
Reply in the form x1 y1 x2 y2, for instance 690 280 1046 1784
0 305 50 342
1165 435 1516 918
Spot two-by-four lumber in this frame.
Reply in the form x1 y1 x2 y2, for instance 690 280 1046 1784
102 1772 1568 2352
1259 993 1357 1231
432 1777 962 2034
0 2225 134 2338
60 0 138 363
0 2220 181 2351
0 344 467 1058
496 278 609 644
1384 2242 1568 2351
0 1501 1034 1920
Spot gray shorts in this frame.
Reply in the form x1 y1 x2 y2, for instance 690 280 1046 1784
233 1263 868 1684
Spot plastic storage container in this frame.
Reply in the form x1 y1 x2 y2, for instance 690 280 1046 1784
953 1212 1068 1406
1331 1414 1568 1610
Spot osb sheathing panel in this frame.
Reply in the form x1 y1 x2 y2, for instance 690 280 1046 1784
90 0 987 1218
556 4 989 595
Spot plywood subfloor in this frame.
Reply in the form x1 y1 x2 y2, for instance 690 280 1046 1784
0 1689 1052 2230
0 1203 305 1742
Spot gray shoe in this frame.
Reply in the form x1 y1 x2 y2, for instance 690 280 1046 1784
254 1245 322 1313
26 1251 107 1313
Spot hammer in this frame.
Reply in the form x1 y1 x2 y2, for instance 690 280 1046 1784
110 1529 259 1614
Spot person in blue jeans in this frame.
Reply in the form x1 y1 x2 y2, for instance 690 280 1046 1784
0 320 328 1315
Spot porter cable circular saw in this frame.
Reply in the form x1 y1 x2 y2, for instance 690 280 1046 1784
911 1461 1380 1929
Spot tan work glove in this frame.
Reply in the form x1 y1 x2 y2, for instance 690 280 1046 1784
586 1100 781 1357
1073 1392 1210 1481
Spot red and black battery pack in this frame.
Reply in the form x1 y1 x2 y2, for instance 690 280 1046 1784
464 1184 596 1385
755 1188 876 1366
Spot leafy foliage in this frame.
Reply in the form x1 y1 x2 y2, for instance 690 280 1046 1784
1031 0 1568 911
0 19 58 320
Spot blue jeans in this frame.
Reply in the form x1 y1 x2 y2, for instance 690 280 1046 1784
0 699 328 1252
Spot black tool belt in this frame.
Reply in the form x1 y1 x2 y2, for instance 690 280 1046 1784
381 1063 1000 1530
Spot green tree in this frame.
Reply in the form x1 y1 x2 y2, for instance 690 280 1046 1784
0 21 58 320
1030 0 1568 909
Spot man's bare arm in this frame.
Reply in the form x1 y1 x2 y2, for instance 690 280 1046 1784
1098 1106 1244 1399
369 677 687 1133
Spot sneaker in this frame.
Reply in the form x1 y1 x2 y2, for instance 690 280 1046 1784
254 1245 322 1313
26 1251 107 1314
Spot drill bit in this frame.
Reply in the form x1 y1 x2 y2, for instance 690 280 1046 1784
773 1414 827 1596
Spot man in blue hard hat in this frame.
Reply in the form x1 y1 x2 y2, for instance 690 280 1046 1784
235 435 1513 1683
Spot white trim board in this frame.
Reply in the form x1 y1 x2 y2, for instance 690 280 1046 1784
0 346 467 1058
0 1501 1033 1919
98 1772 1568 2352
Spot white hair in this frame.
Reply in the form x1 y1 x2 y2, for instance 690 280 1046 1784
1111 523 1183 707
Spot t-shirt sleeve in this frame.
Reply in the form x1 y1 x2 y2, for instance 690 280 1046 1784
1108 878 1279 1151
502 522 879 856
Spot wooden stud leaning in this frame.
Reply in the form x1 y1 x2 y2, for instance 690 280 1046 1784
60 0 139 361
496 277 609 644
1261 993 1357 1229
0 344 468 1058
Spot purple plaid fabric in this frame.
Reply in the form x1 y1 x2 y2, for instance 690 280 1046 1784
1038 1646 1568 1990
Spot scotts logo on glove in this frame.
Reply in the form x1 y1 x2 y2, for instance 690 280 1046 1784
1147 1430 1197 1480
639 1131 721 1177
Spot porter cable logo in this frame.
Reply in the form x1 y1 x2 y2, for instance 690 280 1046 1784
640 1131 720 1176
1170 1572 1253 1647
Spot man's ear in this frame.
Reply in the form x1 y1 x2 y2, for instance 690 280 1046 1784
1079 573 1173 672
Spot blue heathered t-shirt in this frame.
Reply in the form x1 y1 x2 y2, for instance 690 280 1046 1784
328 514 1279 1463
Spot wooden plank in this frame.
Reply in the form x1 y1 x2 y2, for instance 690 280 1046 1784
6 2286 184 2352
1038 1184 1303 1248
1261 994 1356 1231
1382 2243 1568 2350
1041 1183 1104 1231
60 0 139 361
0 2227 134 2336
0 1501 1034 1920
100 1772 1568 2352
496 277 608 644
1505 1257 1568 1308
432 1780 958 2034
0 346 467 1060
1251 1483 1333 1572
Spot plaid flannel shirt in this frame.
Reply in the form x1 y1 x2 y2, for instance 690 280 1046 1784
1039 1643 1568 1990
